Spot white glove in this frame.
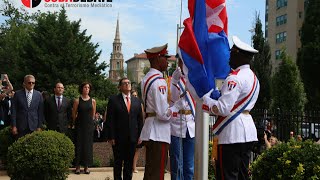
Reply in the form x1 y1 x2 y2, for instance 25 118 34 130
169 98 184 114
202 89 216 112
172 67 182 84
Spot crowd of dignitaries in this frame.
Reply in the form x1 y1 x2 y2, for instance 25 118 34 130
0 75 97 174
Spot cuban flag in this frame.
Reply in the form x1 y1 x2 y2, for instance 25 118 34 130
178 0 230 99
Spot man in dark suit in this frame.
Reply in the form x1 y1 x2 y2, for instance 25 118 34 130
11 75 44 138
44 82 72 134
107 77 143 180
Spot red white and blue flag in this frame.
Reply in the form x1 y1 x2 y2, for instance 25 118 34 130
178 0 230 99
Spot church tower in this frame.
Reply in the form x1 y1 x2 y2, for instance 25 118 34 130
109 16 124 82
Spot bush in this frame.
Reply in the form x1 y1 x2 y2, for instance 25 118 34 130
208 141 216 180
92 155 102 167
250 139 320 179
0 126 15 166
7 130 75 180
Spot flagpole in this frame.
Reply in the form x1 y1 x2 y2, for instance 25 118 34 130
195 99 209 180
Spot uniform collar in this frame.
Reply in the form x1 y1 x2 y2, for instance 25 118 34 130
149 68 164 77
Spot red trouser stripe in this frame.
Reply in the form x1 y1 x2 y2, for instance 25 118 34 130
159 143 166 180
219 145 224 180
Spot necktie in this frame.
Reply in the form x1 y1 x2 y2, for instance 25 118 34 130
27 92 32 108
57 96 61 109
126 96 131 112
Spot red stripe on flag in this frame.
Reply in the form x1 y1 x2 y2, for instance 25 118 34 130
179 18 204 64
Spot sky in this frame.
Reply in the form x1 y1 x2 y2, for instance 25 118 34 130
0 0 265 74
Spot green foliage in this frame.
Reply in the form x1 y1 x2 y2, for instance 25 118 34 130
251 12 272 109
168 62 177 76
63 84 80 100
7 130 75 180
0 126 15 165
0 4 117 100
92 156 102 167
251 140 320 180
297 0 320 109
109 157 114 167
95 98 108 114
20 9 106 90
143 67 150 75
90 76 118 100
271 51 307 112
208 141 216 180
0 1 36 88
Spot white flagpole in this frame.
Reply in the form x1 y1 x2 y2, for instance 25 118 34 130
194 99 209 180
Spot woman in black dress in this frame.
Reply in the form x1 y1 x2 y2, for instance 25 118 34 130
72 82 96 174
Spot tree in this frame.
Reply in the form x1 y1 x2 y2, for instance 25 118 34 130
271 51 306 112
297 0 320 109
251 12 272 109
0 0 36 87
0 3 118 100
20 8 107 91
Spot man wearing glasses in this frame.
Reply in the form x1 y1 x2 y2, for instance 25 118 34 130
106 77 143 180
11 75 44 138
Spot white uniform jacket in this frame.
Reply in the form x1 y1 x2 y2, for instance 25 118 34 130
170 76 195 138
210 65 260 144
139 68 171 144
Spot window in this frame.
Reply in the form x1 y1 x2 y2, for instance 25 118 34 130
277 0 287 9
276 32 287 43
116 62 120 70
275 50 281 60
276 14 287 26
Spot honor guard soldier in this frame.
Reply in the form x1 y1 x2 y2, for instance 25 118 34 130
169 54 195 180
203 36 260 180
140 44 183 180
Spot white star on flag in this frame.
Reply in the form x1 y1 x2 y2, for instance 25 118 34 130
206 2 225 30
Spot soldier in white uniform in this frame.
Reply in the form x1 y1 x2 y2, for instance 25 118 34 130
140 44 183 180
203 36 260 180
169 55 195 180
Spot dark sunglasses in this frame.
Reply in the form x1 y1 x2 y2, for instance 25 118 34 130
27 82 35 85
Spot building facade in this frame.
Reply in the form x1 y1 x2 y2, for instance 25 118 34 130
265 0 306 71
126 53 176 84
109 17 124 82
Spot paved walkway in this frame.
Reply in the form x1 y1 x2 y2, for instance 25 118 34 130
0 167 171 180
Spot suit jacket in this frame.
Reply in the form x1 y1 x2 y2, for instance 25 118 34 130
1 96 13 126
44 95 72 134
11 89 44 132
107 93 143 144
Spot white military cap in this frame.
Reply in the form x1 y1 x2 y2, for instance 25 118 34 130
144 44 170 59
232 36 258 54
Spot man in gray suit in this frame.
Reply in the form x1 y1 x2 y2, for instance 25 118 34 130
11 75 44 138
44 82 72 134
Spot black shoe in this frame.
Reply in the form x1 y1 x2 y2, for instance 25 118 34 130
75 170 80 175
